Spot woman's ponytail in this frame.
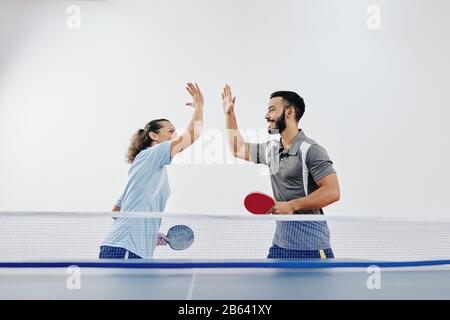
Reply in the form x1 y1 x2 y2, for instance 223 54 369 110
126 118 169 163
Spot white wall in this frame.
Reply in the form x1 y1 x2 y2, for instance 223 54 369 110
1 0 450 218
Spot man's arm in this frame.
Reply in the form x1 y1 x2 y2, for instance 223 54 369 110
268 173 340 214
222 84 251 161
171 83 204 157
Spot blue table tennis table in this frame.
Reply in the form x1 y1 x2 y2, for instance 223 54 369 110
1 259 450 299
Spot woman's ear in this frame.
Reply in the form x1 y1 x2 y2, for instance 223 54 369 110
148 131 158 141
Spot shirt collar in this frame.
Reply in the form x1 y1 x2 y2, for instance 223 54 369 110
278 129 306 156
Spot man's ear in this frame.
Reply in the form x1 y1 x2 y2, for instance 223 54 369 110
148 131 158 141
286 106 294 119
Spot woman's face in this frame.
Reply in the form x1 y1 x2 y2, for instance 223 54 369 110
150 121 177 143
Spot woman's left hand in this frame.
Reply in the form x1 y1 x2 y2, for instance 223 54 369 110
185 82 204 109
157 233 169 246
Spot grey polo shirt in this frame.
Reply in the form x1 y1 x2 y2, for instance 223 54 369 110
248 130 336 250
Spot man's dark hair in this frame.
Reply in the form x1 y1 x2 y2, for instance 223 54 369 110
270 91 305 122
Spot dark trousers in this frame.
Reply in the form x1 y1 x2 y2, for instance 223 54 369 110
268 244 334 259
99 246 142 259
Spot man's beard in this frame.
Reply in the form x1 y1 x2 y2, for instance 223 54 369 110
268 110 287 135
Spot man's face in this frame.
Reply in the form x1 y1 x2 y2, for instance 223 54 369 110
265 97 287 135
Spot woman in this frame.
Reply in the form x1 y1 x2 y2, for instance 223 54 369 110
99 83 204 259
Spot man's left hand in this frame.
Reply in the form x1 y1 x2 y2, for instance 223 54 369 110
267 201 295 215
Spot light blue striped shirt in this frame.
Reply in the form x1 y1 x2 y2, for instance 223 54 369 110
102 141 172 258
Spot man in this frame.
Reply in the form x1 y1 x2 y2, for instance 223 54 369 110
221 85 340 259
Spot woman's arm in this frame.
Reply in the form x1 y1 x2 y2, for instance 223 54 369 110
170 83 204 157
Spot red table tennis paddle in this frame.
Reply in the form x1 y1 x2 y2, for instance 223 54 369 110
244 192 275 215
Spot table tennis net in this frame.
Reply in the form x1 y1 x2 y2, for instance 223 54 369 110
1 211 450 262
